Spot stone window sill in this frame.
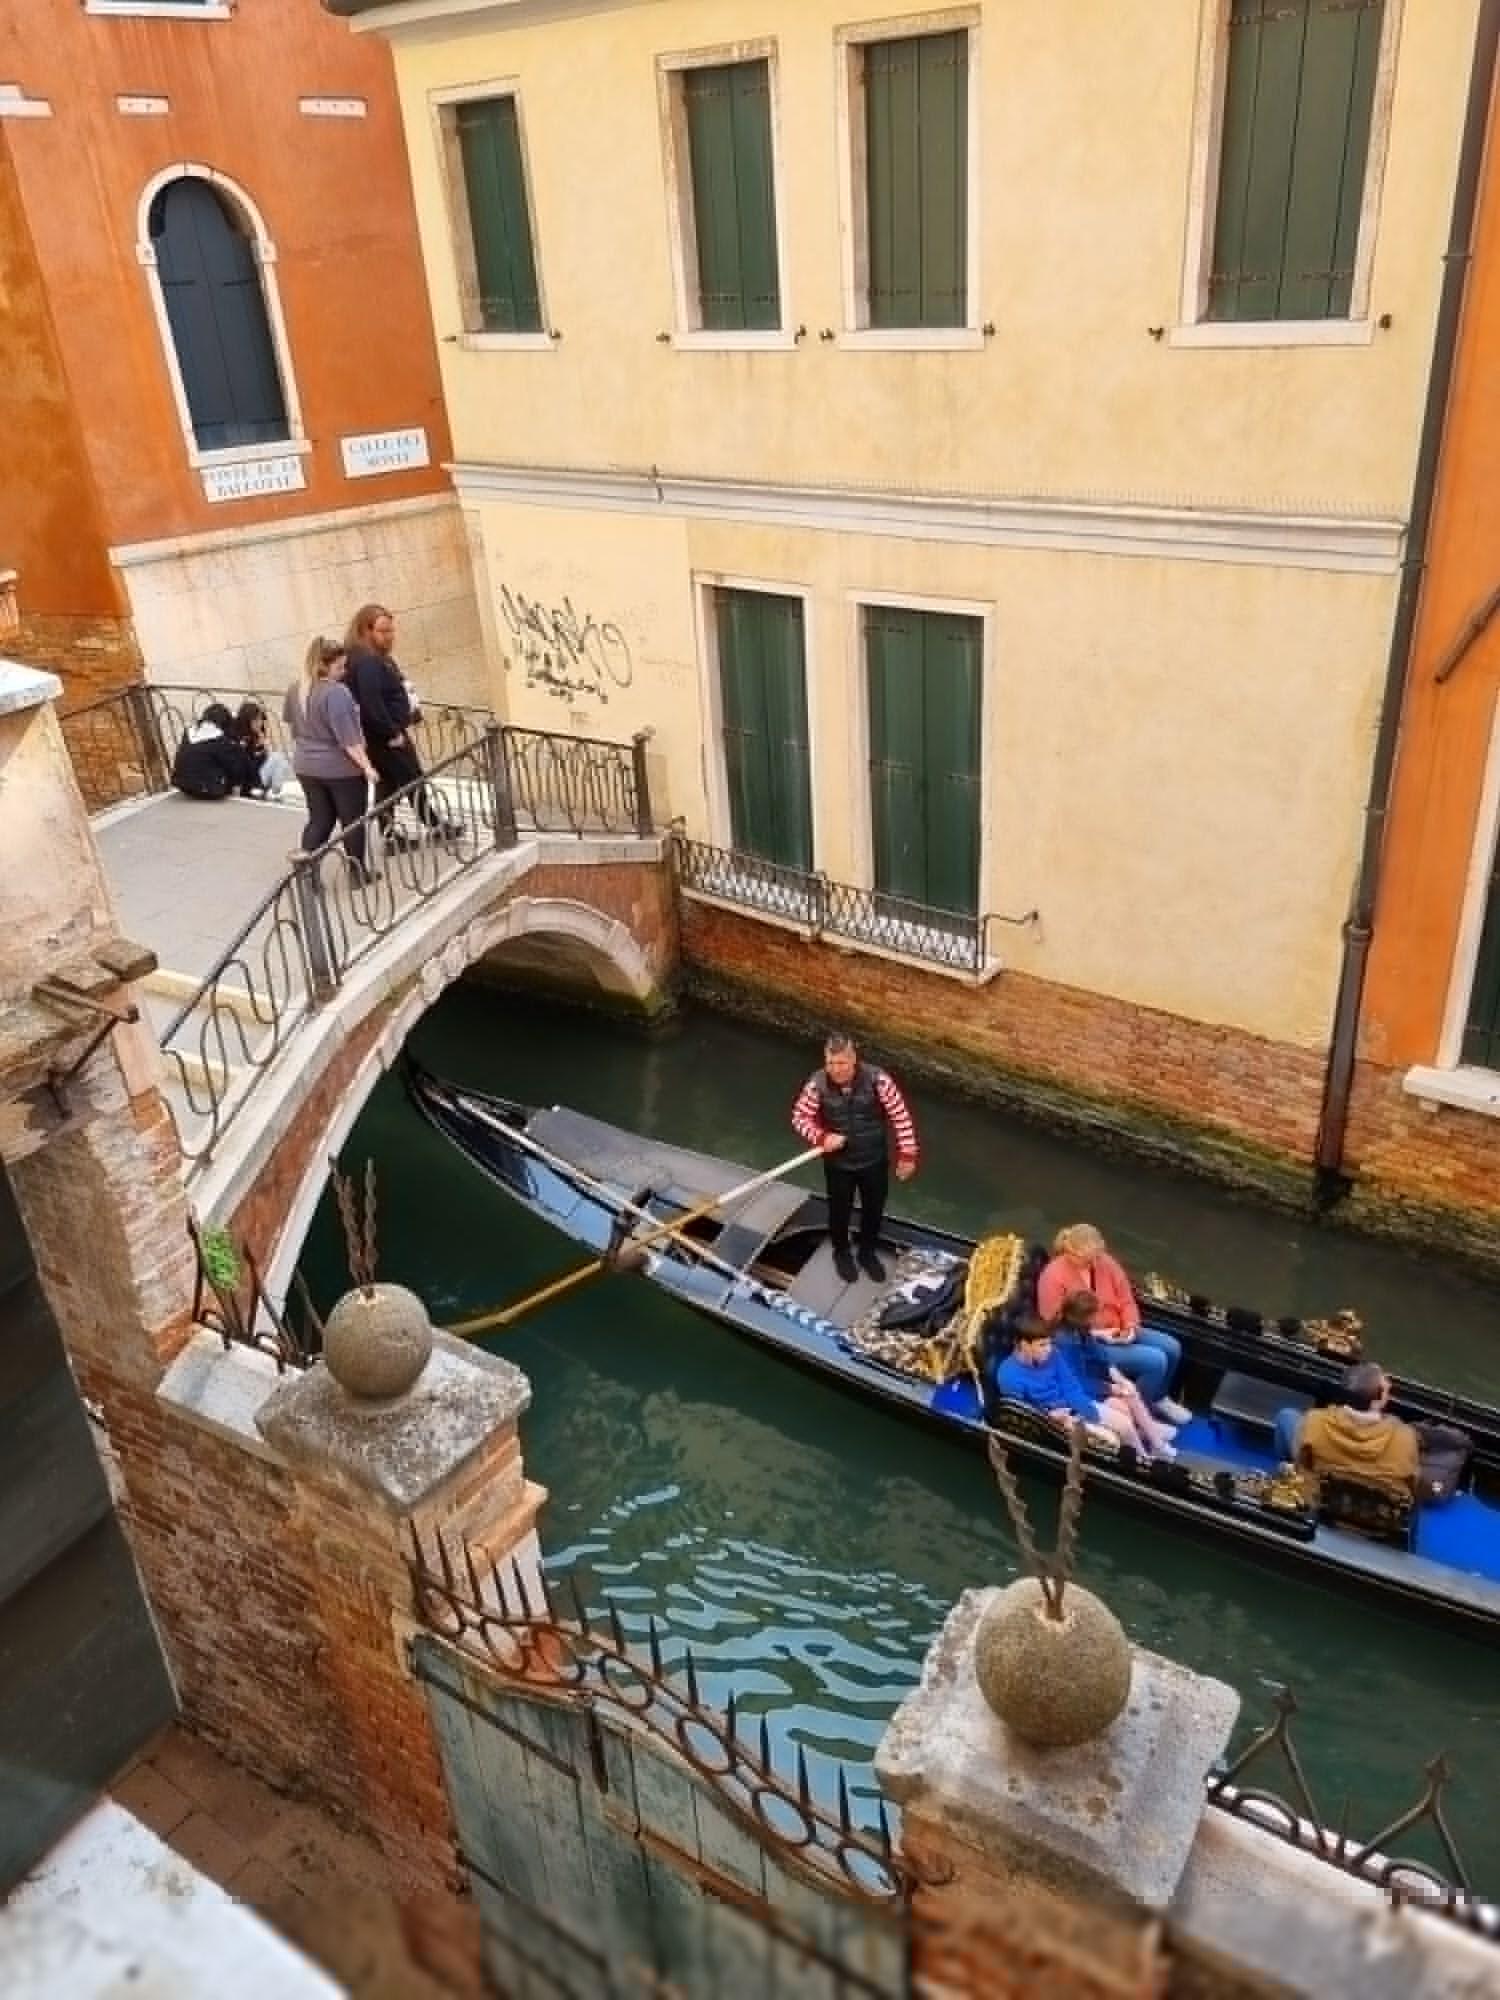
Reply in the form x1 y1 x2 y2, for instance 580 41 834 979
1401 1064 1500 1119
85 1 234 16
1169 320 1375 351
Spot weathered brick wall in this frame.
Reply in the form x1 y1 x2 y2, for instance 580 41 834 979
1343 1060 1500 1267
681 901 1325 1196
13 612 142 710
527 855 679 987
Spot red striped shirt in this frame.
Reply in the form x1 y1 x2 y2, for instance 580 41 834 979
792 1068 919 1162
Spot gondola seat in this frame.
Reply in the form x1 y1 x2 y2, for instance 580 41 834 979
1210 1369 1313 1446
1315 1470 1416 1550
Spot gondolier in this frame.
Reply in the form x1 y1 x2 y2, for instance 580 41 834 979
791 1033 918 1285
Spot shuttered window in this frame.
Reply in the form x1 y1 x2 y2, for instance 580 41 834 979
149 179 289 452
1462 840 1500 1071
865 606 982 917
682 60 781 331
455 96 543 335
715 588 813 870
864 30 969 329
1208 0 1385 321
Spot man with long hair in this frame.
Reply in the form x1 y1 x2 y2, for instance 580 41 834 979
343 603 455 845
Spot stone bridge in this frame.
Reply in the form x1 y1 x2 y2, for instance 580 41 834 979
76 700 675 1289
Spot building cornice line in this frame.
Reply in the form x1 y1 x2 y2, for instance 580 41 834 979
108 492 458 568
447 461 1406 575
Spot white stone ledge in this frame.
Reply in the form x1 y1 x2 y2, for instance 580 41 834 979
158 1327 284 1460
1402 1064 1500 1120
0 661 62 715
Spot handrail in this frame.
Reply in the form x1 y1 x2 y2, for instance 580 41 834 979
672 831 1037 976
138 708 654 1165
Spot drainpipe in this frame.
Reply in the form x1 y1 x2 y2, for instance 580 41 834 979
1313 0 1500 1203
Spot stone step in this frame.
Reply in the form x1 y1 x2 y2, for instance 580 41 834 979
141 966 272 1023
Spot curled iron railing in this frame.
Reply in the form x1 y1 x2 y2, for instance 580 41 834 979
407 1523 938 1910
188 1215 318 1373
502 722 652 838
60 681 494 814
1205 1685 1497 1937
158 730 510 1163
674 833 1037 975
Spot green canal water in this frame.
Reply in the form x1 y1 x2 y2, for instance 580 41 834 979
302 985 1500 1888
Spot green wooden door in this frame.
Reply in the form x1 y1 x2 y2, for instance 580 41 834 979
683 60 781 331
716 589 813 871
866 607 981 916
456 96 543 333
1463 838 1500 1070
1209 0 1384 321
865 30 968 328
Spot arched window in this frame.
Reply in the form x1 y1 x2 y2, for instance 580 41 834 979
147 176 289 452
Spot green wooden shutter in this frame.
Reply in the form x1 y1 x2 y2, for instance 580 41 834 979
684 61 781 331
716 590 811 869
865 32 968 329
1462 842 1500 1070
867 608 981 914
1208 0 1384 322
456 97 542 334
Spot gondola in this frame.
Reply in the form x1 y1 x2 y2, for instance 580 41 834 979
407 1061 1500 1641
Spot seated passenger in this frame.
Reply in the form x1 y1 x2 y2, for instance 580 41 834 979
995 1317 1177 1462
232 699 293 800
1037 1223 1190 1426
1273 1363 1418 1497
171 703 259 802
1054 1290 1178 1460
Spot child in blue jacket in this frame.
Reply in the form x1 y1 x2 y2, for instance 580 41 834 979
995 1317 1176 1460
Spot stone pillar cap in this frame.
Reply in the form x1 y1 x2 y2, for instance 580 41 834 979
876 1587 1239 1911
256 1330 530 1513
0 662 62 716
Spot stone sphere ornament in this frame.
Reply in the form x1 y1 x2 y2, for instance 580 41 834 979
322 1282 434 1402
973 1576 1132 1748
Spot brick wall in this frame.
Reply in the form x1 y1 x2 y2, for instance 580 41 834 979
12 611 142 709
681 901 1325 1198
527 855 680 987
1343 1059 1500 1267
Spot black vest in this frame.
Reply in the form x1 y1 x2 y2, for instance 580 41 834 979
813 1063 888 1171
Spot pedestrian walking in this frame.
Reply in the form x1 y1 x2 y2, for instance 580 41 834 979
343 603 457 846
791 1032 918 1285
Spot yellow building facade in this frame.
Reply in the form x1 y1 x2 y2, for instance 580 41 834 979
340 0 1482 1184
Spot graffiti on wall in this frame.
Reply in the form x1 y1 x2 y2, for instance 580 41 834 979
498 586 635 707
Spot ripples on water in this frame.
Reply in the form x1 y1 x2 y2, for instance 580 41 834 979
303 989 1500 1885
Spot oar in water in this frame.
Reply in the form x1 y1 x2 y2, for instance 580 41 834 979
448 1139 824 1337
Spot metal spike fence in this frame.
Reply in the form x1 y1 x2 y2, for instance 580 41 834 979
405 1521 945 1910
188 1215 320 1374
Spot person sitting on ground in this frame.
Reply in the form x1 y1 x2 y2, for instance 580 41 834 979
170 702 259 801
1273 1362 1418 1497
1052 1290 1179 1459
231 699 293 800
994 1317 1176 1461
1037 1223 1190 1426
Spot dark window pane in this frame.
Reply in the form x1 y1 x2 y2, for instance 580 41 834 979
716 588 811 868
866 31 967 329
866 605 981 915
684 61 781 331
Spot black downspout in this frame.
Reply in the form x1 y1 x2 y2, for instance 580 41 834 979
1313 0 1500 1204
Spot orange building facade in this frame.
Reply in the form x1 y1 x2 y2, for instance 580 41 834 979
1349 60 1500 1263
0 0 482 707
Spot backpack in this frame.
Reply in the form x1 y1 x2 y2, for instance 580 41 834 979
1413 1422 1472 1506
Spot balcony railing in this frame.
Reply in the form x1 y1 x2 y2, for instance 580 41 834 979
673 833 1033 976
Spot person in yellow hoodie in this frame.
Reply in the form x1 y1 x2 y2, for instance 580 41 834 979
1275 1363 1419 1495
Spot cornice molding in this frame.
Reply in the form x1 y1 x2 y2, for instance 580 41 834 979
448 461 1405 575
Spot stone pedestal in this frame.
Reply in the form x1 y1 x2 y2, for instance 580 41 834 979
877 1588 1240 1998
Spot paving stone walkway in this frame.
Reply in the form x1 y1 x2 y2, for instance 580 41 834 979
111 1725 449 1999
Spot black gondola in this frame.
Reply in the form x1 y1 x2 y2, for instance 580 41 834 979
407 1062 1500 1640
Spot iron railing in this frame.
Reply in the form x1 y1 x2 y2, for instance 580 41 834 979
60 680 493 813
188 1215 320 1373
1205 1684 1497 1937
673 833 1037 976
503 722 653 839
157 729 513 1162
407 1523 940 1910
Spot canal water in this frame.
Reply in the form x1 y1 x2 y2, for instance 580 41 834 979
302 984 1500 1890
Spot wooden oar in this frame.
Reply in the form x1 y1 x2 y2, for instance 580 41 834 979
448 1136 823 1337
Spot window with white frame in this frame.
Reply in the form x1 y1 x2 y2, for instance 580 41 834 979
661 48 784 335
145 174 292 454
437 90 545 337
1189 0 1398 326
840 17 976 333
